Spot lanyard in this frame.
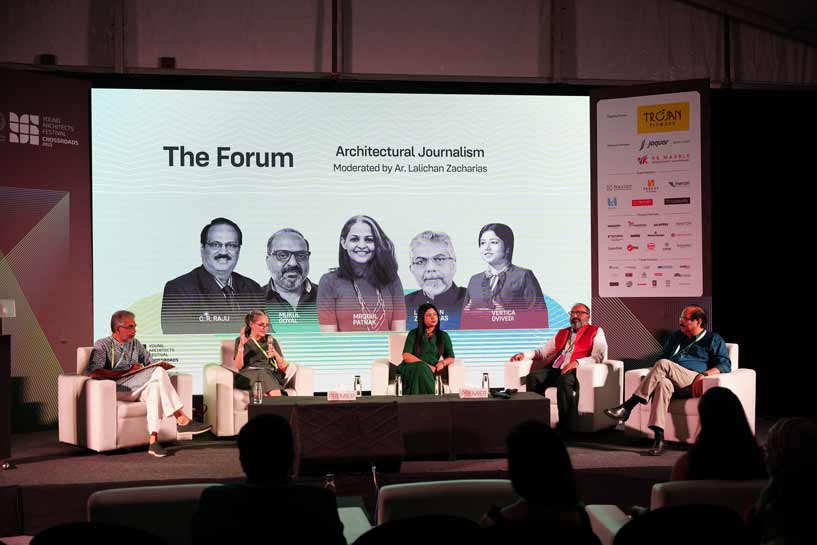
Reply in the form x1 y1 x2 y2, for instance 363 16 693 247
562 329 577 355
251 337 277 369
671 330 706 358
110 337 128 369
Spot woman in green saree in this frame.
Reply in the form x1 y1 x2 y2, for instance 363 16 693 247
398 303 455 395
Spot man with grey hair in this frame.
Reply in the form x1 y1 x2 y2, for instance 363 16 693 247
405 230 466 329
265 228 318 327
510 303 607 432
88 310 211 457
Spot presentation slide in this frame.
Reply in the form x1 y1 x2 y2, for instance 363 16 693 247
91 89 590 392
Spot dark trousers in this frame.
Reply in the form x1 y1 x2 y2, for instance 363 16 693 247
525 367 579 429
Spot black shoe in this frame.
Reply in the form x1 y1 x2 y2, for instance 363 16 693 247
604 403 632 423
177 420 212 435
647 437 665 456
148 442 168 458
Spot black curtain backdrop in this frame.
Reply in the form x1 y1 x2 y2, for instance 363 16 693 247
711 88 817 419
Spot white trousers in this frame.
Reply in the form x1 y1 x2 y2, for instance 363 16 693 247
116 367 183 434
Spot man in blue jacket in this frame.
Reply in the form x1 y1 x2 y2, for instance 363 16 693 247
604 305 731 455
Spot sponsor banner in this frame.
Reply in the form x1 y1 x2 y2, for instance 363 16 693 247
596 90 703 297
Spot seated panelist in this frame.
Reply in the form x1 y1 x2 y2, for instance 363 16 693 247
233 310 294 397
399 303 455 395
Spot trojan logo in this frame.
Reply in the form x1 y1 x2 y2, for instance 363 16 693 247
637 102 689 134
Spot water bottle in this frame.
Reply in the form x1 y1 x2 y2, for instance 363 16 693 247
252 380 263 404
436 374 444 396
481 372 490 390
395 374 403 397
354 375 362 397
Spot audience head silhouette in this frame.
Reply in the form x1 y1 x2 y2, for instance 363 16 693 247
688 386 765 480
238 413 294 484
764 416 817 479
507 419 577 506
752 417 817 545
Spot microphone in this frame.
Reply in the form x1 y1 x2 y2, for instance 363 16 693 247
265 332 277 365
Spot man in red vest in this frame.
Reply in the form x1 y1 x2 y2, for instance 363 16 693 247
510 303 607 431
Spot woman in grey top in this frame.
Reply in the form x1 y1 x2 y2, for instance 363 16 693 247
233 309 290 396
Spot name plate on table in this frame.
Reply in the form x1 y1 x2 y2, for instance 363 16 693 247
327 390 357 401
459 387 489 399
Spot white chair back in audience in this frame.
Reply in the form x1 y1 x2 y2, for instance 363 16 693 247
88 484 214 545
88 483 372 545
376 479 517 525
586 478 767 545
651 478 766 512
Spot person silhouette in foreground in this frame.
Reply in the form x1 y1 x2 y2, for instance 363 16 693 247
748 417 817 545
480 419 600 544
191 414 345 545
670 386 765 481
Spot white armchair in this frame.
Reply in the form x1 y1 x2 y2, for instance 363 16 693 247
371 333 466 395
504 351 623 432
623 343 755 442
586 478 767 545
203 339 314 437
58 347 193 452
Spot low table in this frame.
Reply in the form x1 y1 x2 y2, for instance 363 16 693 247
249 392 549 467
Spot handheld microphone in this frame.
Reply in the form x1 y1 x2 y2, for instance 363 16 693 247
265 332 277 365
